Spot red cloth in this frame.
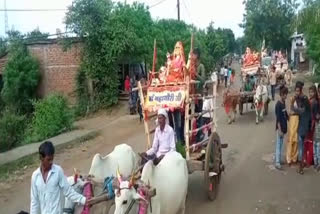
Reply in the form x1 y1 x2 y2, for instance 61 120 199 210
191 119 197 145
81 182 93 214
304 138 314 166
124 77 130 92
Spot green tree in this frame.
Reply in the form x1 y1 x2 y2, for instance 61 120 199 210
1 41 40 114
0 37 7 56
152 19 193 67
241 0 299 50
66 0 155 113
296 0 320 75
25 28 50 42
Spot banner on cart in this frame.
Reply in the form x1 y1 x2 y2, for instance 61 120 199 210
144 86 186 112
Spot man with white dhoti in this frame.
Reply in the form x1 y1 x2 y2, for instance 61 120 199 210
140 109 176 165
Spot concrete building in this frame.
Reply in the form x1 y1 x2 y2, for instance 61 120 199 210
290 32 308 70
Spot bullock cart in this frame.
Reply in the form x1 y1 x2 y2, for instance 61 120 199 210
135 37 228 201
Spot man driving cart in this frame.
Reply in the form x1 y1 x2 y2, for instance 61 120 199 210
140 109 176 166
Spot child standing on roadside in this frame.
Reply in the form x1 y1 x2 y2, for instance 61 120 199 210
314 85 320 171
275 86 289 170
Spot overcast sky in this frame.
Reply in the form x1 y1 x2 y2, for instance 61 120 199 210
0 0 245 38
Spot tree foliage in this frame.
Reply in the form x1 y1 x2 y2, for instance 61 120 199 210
26 94 74 143
66 0 237 114
296 0 320 75
25 28 50 42
0 110 26 152
0 37 7 57
66 0 155 112
1 41 40 114
241 0 299 50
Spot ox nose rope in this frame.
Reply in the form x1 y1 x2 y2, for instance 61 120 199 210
63 208 74 214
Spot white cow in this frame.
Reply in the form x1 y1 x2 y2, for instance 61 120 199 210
113 151 188 214
64 144 139 214
254 80 269 124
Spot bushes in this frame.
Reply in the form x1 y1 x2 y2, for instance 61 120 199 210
1 41 40 114
26 94 74 143
0 111 26 152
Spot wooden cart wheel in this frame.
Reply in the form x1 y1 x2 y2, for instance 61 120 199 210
239 99 244 115
204 132 222 201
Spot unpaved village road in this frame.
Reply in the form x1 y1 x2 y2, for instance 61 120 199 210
1 63 319 214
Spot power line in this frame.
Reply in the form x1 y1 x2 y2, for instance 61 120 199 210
149 0 168 9
182 0 198 26
3 31 75 42
0 9 67 12
181 0 192 22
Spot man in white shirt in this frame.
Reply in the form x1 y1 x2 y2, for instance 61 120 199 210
269 66 277 101
201 88 213 137
140 108 176 165
220 66 225 85
224 66 229 88
30 141 91 214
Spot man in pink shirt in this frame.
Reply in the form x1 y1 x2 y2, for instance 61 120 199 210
140 108 176 165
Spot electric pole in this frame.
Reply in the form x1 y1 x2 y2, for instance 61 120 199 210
177 0 180 21
4 0 9 33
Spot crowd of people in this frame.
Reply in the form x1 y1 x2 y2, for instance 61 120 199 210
275 81 320 174
219 64 235 88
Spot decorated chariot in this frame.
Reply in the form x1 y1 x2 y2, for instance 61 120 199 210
135 36 228 201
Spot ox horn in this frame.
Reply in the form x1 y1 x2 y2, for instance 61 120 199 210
73 168 79 184
116 167 122 183
129 170 137 188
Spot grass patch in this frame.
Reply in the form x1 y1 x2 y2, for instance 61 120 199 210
0 154 38 182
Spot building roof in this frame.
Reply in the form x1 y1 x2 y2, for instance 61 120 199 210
291 33 304 39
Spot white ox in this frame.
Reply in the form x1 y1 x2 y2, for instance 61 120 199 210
89 144 139 181
254 82 268 124
113 151 188 214
64 144 139 214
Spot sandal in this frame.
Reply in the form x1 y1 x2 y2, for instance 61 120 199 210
297 168 304 175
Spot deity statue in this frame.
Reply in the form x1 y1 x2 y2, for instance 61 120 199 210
166 41 186 82
243 47 254 66
243 47 260 67
159 66 167 83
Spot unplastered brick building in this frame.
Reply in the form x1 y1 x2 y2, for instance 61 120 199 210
0 39 82 103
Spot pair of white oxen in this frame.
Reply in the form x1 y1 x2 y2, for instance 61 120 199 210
64 144 188 214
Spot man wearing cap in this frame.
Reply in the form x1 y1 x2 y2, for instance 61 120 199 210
140 109 176 165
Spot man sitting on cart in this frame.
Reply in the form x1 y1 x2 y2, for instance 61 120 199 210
140 108 176 166
241 74 255 111
244 74 254 92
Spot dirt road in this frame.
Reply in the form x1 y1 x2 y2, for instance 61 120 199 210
1 64 319 214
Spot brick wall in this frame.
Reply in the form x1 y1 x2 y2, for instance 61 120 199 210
0 41 83 103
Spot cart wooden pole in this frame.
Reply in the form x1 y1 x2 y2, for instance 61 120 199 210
185 76 190 160
212 79 217 133
138 81 151 149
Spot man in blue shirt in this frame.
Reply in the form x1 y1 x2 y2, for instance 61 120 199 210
275 86 289 170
